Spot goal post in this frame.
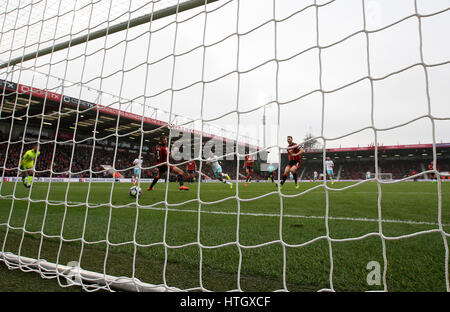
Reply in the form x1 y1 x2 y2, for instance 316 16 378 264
0 251 181 292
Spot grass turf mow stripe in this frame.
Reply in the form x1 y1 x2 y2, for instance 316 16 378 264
0 181 449 292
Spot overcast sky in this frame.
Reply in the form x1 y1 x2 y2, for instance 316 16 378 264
1 0 450 161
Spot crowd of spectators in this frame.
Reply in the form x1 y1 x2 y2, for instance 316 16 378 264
1 137 448 181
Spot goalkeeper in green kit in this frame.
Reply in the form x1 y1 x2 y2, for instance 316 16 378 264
20 143 40 188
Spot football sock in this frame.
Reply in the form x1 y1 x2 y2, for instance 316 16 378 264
177 174 184 186
280 174 287 185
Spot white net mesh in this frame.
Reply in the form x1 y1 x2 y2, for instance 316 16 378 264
0 0 449 293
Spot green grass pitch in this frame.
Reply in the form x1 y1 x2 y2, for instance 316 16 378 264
0 180 449 292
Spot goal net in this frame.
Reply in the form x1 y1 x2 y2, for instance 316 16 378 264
1 0 449 293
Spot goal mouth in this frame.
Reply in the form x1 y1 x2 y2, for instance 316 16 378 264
0 251 181 292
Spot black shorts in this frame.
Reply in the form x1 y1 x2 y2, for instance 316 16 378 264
288 160 300 168
187 170 195 174
155 163 171 175
246 167 254 173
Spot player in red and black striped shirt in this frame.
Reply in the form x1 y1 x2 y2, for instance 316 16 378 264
280 136 304 189
186 159 196 183
147 137 189 191
243 154 254 186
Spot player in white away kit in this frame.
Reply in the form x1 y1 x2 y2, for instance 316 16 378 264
205 153 232 188
325 156 335 184
366 171 371 180
132 156 143 186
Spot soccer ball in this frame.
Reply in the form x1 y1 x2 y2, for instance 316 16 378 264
129 186 142 198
